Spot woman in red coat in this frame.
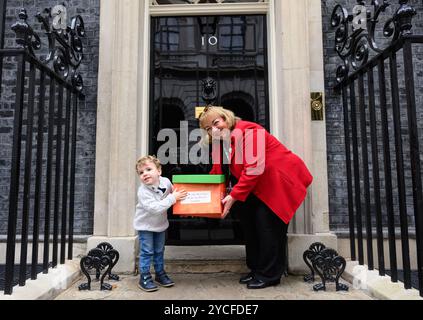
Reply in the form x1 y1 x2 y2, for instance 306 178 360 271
199 106 313 289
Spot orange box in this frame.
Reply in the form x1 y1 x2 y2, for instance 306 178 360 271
172 175 226 219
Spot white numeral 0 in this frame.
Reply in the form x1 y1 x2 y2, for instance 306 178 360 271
202 36 218 46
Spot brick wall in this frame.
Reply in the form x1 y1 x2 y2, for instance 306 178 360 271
0 0 99 235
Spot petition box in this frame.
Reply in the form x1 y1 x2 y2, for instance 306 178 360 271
172 175 226 219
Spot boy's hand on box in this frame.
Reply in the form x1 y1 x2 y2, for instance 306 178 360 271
173 188 187 201
222 195 236 218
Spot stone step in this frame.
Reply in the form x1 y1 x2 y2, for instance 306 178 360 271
163 245 248 274
165 259 249 274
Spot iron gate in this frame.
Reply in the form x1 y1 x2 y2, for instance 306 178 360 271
331 0 423 297
0 6 85 295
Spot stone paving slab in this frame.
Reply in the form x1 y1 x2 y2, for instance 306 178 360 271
55 273 373 300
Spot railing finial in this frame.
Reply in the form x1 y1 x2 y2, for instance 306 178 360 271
11 8 41 54
396 0 416 36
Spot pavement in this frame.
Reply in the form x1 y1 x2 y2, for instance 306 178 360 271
56 245 373 301
55 272 373 300
53 274 376 320
4 245 423 309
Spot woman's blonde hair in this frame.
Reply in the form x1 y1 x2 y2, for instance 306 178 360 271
198 106 241 144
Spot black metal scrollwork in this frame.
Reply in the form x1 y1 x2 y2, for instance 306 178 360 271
11 5 85 91
303 242 348 292
331 0 416 84
78 242 120 291
312 248 349 292
303 242 326 282
95 242 120 281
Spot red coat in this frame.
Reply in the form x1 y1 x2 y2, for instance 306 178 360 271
210 120 313 224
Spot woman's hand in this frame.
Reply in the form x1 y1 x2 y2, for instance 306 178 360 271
222 195 236 218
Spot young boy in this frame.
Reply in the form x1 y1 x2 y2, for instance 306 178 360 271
134 155 187 292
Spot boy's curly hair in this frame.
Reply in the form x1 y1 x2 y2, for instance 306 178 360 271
135 155 161 174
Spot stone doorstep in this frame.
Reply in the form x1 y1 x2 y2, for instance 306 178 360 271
164 245 245 260
161 245 249 274
161 259 249 274
342 261 423 300
11 247 420 300
87 234 339 275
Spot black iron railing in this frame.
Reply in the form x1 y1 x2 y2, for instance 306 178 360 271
331 1 423 297
0 7 85 295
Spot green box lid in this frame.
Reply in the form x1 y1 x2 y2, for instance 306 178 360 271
172 174 225 184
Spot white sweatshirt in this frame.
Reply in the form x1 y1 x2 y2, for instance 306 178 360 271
133 176 176 232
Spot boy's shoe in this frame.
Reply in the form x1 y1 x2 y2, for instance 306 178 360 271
138 273 159 292
155 271 175 287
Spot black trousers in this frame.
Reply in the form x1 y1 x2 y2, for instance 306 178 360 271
234 193 289 282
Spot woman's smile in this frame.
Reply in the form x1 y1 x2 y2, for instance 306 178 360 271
204 116 230 140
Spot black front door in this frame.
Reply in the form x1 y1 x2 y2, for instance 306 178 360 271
150 15 269 245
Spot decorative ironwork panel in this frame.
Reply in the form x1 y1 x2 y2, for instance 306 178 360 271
79 242 120 291
312 248 349 292
331 0 416 84
303 242 326 282
303 242 348 292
